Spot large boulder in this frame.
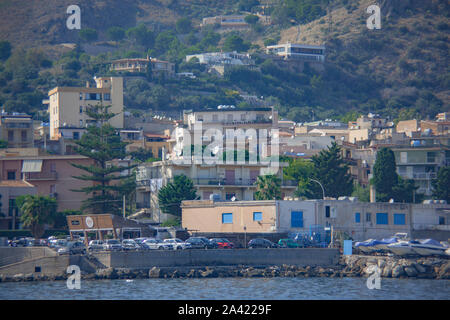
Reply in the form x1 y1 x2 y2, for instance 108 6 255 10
148 267 161 278
392 265 405 278
382 265 392 278
96 267 117 279
404 266 418 277
438 262 450 279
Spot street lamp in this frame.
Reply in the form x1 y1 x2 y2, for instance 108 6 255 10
309 178 325 199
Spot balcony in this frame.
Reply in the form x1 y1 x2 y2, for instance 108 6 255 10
24 172 58 181
412 172 437 180
191 178 297 187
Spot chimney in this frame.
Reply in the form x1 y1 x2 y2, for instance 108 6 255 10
370 184 376 203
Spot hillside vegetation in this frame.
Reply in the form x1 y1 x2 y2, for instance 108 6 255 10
0 0 448 123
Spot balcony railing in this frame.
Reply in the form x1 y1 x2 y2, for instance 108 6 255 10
412 172 437 180
24 172 58 181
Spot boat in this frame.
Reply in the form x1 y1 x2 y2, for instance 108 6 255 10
387 240 418 256
410 239 448 256
446 248 450 257
355 239 375 253
373 237 399 251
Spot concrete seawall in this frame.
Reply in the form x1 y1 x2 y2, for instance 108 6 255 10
93 248 340 269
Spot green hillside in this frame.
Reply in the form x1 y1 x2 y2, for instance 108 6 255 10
0 0 448 123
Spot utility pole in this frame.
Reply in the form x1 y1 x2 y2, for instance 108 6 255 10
123 194 126 218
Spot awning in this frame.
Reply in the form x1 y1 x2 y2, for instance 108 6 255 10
22 160 43 173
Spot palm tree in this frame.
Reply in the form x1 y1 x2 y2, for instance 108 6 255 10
16 195 57 239
254 175 282 200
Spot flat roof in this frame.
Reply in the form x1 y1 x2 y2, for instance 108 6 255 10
184 107 272 114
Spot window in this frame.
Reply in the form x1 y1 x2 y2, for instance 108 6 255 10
222 213 233 224
73 132 79 140
225 193 236 200
253 212 262 221
366 212 371 222
355 213 360 223
325 206 330 218
8 199 17 216
376 213 389 225
21 130 27 142
79 93 83 100
400 152 407 163
393 213 406 225
439 216 445 225
8 130 13 142
79 119 83 127
79 106 83 114
50 163 56 172
7 171 15 180
50 185 56 194
427 152 436 163
103 93 111 101
291 211 303 228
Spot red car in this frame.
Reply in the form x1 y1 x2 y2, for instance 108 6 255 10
209 238 234 249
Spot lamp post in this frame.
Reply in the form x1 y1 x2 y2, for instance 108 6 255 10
309 178 325 199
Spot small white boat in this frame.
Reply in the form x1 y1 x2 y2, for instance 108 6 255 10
387 241 417 256
410 239 448 256
446 248 450 256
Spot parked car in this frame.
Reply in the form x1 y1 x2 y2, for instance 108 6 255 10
103 239 122 251
88 240 104 252
163 238 192 250
248 238 278 249
209 238 234 249
143 238 174 250
122 239 140 251
185 237 218 249
58 241 86 255
50 239 68 249
133 238 151 250
278 238 303 248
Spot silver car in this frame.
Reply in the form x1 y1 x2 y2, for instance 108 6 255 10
163 238 192 250
143 238 174 250
88 240 104 252
103 239 122 251
58 241 86 255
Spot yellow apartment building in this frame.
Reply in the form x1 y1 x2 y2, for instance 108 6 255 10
46 77 124 140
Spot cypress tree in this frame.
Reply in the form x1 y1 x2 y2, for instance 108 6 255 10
372 147 398 202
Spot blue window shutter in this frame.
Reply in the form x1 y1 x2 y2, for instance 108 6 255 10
222 213 233 224
253 212 262 221
291 211 303 228
355 213 360 223
394 213 406 225
376 213 388 225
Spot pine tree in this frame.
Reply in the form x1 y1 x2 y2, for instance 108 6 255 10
305 142 353 199
372 147 398 202
71 104 136 215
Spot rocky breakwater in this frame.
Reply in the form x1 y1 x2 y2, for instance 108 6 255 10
1 256 449 282
341 255 450 280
